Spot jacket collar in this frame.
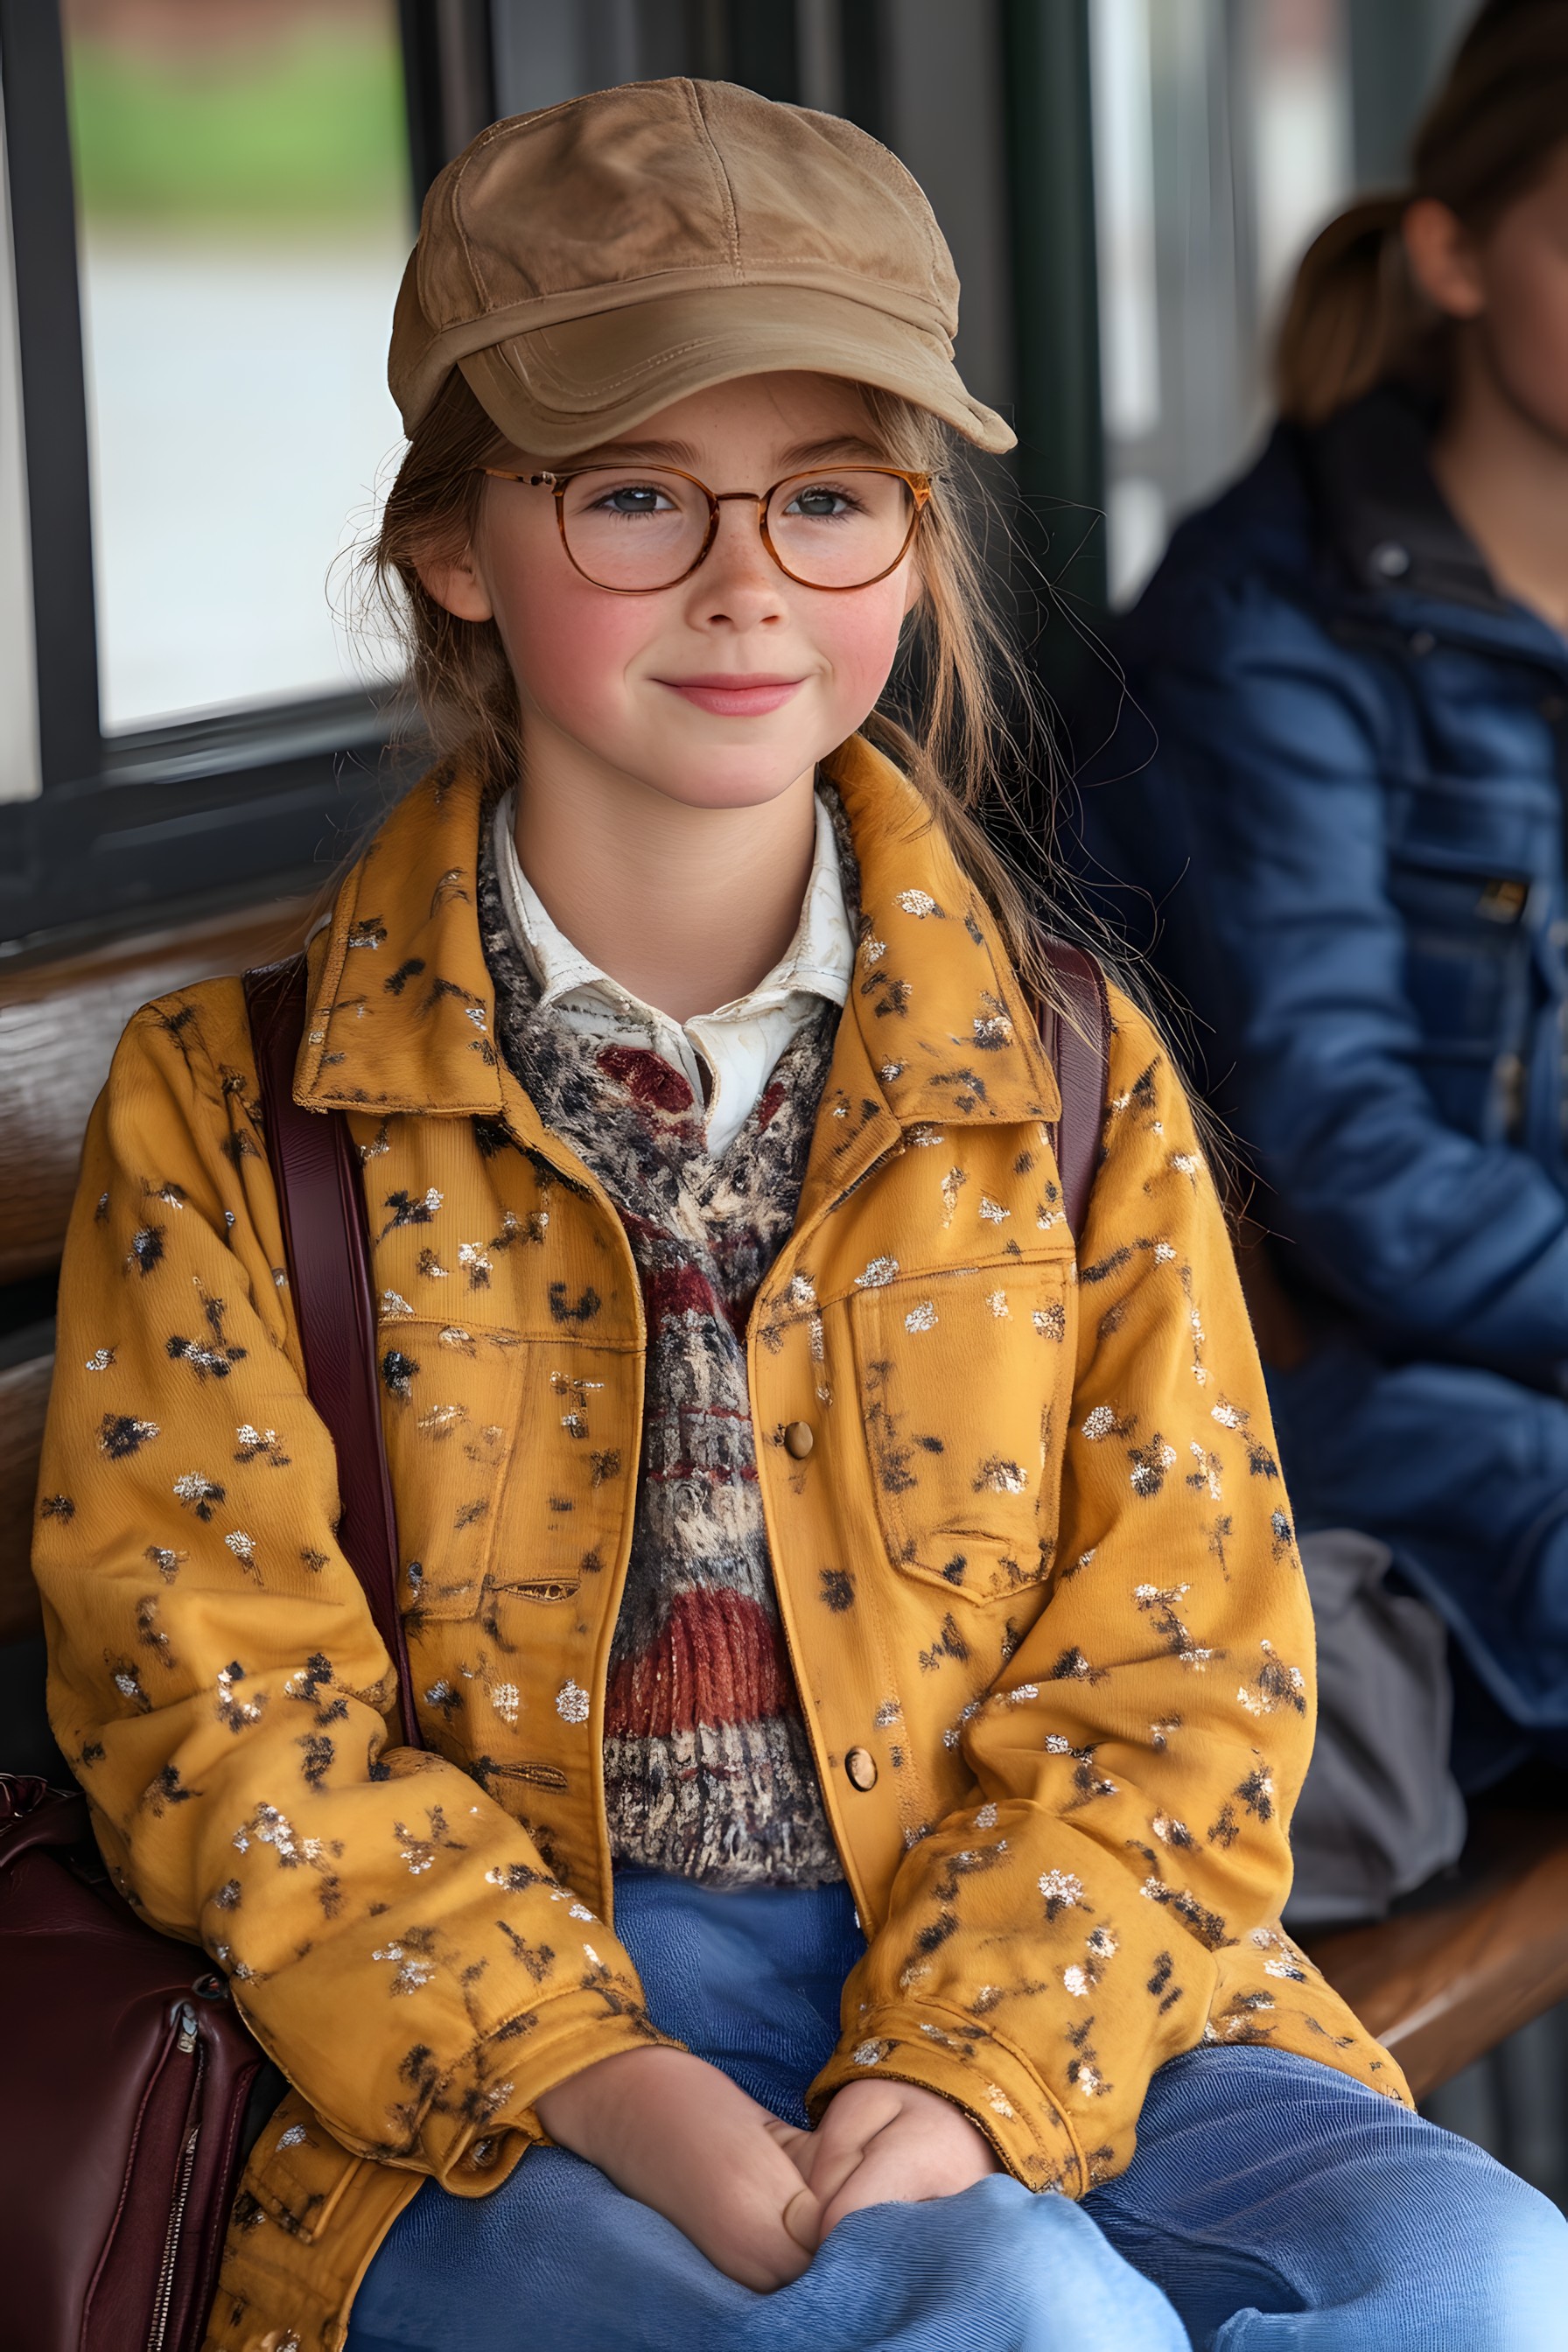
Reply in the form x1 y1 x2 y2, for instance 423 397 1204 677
297 738 1059 1152
1306 385 1508 616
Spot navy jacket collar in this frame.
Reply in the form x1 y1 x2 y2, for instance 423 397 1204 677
1307 386 1507 615
1295 387 1568 675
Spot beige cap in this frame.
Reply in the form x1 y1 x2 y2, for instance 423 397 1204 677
388 77 1015 460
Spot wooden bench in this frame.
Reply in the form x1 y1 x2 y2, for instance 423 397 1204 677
1306 1813 1568 2101
1 898 1564 2105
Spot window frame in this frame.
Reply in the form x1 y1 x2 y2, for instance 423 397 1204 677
0 0 495 949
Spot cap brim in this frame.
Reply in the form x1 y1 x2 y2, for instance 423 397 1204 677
458 282 1015 459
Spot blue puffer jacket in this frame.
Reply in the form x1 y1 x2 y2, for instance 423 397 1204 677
1078 386 1568 1754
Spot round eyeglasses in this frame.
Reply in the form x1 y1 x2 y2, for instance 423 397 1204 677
480 462 932 594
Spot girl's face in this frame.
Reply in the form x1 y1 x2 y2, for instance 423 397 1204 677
423 370 923 813
1405 139 1568 446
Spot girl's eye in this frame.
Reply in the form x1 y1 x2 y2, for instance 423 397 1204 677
783 481 866 522
589 481 677 517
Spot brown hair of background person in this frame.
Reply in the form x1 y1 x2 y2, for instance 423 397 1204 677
1275 0 1568 426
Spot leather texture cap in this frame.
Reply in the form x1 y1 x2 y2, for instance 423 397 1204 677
388 77 1015 458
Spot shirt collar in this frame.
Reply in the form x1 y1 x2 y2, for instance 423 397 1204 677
490 785 853 1025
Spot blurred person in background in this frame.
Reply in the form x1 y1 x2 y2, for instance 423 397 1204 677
1077 0 1568 1924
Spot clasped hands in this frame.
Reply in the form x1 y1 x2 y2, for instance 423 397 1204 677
536 2043 998 2292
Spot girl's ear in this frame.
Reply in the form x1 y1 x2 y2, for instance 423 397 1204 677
416 547 495 624
902 556 927 621
1403 198 1486 321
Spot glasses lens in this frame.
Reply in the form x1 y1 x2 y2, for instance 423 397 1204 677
558 468 710 589
766 470 916 588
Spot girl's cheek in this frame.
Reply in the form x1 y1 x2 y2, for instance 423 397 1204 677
1490 256 1568 444
492 560 656 733
813 579 914 717
1484 205 1568 444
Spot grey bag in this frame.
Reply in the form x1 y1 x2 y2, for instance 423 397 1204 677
1283 1528 1467 1929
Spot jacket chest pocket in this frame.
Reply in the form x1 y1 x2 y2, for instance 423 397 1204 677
1386 855 1538 1050
848 1260 1070 1606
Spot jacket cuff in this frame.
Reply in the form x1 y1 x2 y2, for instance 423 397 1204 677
807 2006 1089 2196
422 2002 682 2194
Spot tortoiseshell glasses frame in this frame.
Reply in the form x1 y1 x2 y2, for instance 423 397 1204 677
478 461 933 593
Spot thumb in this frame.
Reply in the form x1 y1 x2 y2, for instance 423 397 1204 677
782 2182 823 2253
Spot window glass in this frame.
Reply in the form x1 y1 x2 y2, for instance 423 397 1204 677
1090 0 1481 609
1087 0 1492 607
1091 0 1353 608
62 0 410 732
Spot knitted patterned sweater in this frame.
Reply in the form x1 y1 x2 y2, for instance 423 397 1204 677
479 827 847 1886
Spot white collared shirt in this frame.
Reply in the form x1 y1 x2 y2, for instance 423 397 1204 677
492 789 853 1156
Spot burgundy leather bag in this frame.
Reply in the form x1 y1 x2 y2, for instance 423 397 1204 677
0 941 1104 2352
0 1775 272 2352
1034 938 1110 1235
0 955 415 2352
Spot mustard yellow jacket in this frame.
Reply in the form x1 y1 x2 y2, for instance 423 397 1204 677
35 740 1404 2352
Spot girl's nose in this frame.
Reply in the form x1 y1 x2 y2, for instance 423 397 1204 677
686 499 786 626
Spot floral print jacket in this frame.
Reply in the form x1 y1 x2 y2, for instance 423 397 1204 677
34 738 1404 2352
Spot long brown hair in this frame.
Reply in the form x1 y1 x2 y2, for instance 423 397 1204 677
1275 0 1568 426
366 368 1066 1007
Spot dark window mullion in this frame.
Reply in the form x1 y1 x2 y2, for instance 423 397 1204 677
838 0 885 142
400 0 496 201
1002 0 1105 614
0 0 101 791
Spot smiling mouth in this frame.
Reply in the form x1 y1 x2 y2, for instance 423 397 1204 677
657 675 806 715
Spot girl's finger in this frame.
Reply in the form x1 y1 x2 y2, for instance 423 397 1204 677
816 2129 943 2239
782 2182 823 2253
817 2172 906 2243
794 2125 871 2217
763 2115 818 2183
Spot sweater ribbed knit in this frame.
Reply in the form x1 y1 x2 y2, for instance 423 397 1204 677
479 819 850 1886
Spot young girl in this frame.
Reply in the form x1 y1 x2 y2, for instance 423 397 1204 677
35 75 1563 2352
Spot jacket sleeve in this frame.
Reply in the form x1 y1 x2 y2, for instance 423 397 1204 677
1105 572 1568 1373
809 990 1348 2192
33 989 671 2191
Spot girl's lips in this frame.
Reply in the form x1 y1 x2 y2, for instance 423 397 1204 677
659 676 805 717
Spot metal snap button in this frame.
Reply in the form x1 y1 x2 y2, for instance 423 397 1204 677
845 1746 878 1791
783 1420 815 1460
1370 540 1410 579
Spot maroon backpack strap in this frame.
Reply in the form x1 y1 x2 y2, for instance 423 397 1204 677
1033 939 1111 1240
242 956 424 1750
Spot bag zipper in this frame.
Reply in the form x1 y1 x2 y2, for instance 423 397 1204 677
145 2002 203 2352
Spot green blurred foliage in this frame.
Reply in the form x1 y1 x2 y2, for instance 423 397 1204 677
66 20 408 228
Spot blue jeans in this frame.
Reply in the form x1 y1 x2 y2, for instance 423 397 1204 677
346 1872 1568 2351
